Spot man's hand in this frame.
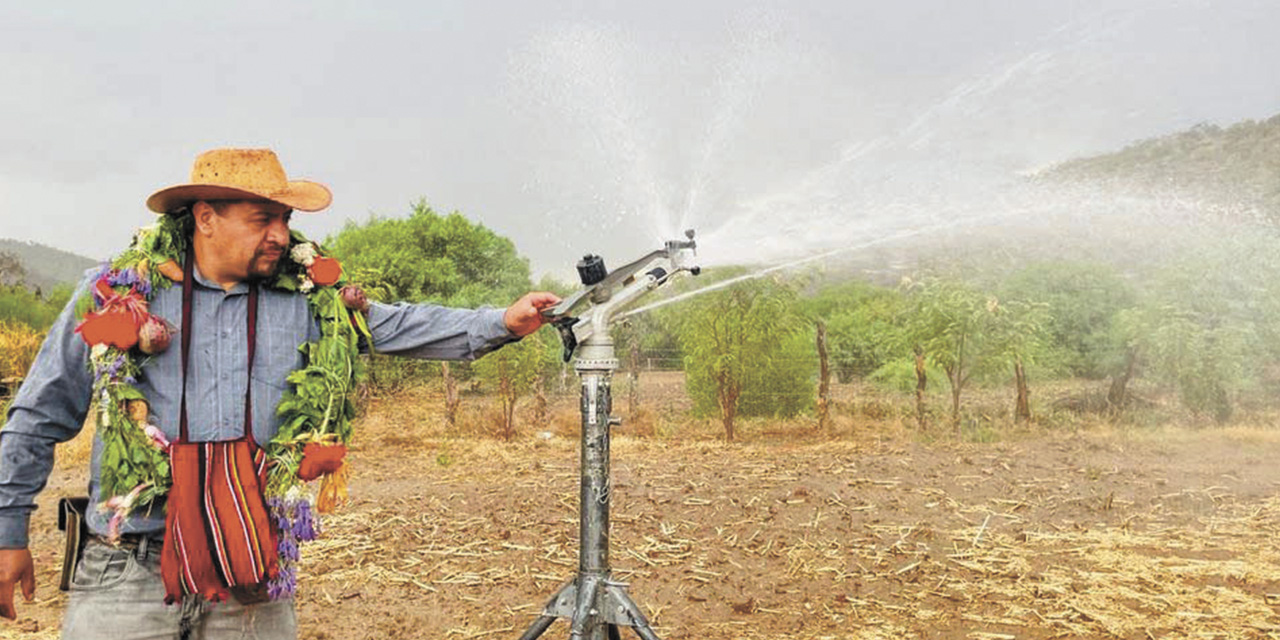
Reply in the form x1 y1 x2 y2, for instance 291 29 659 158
0 548 35 621
504 292 561 337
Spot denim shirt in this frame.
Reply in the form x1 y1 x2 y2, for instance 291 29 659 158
0 265 516 547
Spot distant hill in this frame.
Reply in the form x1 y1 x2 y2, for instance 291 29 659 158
0 239 97 293
1040 114 1280 220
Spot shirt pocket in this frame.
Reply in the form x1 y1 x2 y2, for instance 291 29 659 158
251 324 306 392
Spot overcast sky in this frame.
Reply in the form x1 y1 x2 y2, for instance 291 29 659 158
1 0 1277 278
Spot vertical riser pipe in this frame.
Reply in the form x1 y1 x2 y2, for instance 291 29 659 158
578 372 612 576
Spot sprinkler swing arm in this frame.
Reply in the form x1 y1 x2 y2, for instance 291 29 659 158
545 230 700 363
517 231 699 640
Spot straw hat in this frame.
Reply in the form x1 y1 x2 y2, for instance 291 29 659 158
146 148 332 214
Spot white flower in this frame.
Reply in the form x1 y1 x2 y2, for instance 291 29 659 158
285 484 311 503
91 344 109 359
290 243 318 267
299 277 315 294
98 388 111 427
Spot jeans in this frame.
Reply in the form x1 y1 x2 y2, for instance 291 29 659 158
61 537 297 640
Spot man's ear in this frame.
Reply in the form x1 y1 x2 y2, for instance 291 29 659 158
192 201 216 236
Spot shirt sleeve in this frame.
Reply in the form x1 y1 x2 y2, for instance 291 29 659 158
0 276 94 548
365 302 519 361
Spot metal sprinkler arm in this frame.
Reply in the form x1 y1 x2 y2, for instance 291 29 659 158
547 230 700 362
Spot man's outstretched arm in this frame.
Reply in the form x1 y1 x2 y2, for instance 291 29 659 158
364 291 560 360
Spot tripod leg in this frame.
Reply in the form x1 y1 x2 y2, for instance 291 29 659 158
517 616 557 640
518 579 575 640
608 585 663 640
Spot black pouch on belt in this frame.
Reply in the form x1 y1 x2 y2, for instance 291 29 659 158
56 496 90 592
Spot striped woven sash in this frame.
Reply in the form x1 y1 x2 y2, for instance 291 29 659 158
160 251 279 604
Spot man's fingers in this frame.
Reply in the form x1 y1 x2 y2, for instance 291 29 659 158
0 548 35 619
19 563 33 601
0 580 15 620
505 292 564 336
522 292 560 311
531 292 561 307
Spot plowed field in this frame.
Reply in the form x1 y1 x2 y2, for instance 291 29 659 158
9 375 1280 639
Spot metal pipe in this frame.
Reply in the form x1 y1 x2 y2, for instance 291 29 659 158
568 574 601 640
514 234 693 640
578 371 612 575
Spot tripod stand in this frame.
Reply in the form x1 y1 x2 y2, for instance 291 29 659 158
517 235 698 640
517 338 662 640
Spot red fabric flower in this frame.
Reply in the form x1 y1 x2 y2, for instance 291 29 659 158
307 257 342 287
297 443 347 481
76 279 147 349
78 309 141 350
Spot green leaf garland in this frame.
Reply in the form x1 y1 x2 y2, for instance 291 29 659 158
80 215 368 516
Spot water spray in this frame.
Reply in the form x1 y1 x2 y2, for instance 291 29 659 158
620 209 1018 319
517 231 700 640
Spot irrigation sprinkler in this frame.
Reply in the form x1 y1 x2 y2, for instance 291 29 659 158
517 231 700 640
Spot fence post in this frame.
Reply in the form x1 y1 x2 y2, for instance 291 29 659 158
442 362 459 432
816 322 831 432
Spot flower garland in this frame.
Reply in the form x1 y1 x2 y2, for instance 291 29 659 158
76 211 371 599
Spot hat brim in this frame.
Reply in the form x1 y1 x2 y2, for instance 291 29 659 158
146 180 332 214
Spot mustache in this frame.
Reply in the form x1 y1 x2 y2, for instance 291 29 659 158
255 244 285 259
248 244 287 279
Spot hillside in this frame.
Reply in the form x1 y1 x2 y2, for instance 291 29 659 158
0 239 97 293
1041 113 1280 220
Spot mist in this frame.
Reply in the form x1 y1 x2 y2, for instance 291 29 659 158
1 0 1278 279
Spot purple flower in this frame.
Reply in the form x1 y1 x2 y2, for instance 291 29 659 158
292 499 318 541
107 355 126 379
106 267 153 299
267 565 296 601
279 535 299 562
267 497 289 530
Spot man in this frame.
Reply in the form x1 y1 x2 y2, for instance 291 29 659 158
0 148 559 637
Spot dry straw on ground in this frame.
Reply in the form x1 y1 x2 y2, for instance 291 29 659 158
9 373 1280 639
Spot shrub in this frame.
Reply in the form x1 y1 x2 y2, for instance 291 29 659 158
0 320 43 385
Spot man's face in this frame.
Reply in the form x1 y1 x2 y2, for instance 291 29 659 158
207 200 294 281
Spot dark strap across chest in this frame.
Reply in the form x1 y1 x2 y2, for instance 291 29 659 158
177 250 259 444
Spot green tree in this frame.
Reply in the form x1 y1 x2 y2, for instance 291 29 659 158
1115 304 1250 423
802 281 907 382
0 284 69 331
327 201 534 394
982 297 1050 423
472 330 555 439
679 278 813 441
900 276 1007 433
1000 262 1134 379
327 200 531 307
1114 261 1259 423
